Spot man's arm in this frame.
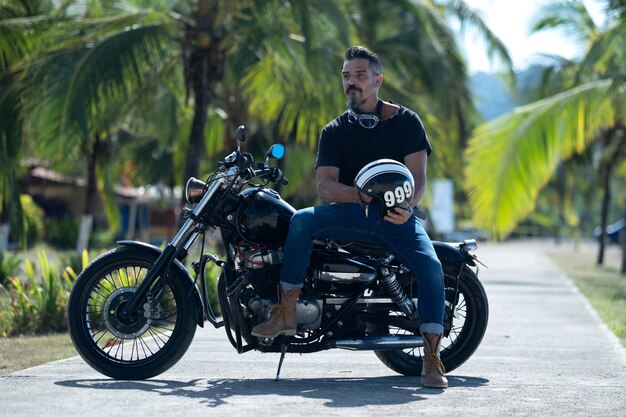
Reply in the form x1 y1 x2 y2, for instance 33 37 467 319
317 166 371 203
404 149 428 207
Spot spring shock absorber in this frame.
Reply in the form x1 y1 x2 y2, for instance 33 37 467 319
380 267 417 319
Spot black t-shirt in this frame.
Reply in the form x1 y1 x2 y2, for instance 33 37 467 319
315 105 432 186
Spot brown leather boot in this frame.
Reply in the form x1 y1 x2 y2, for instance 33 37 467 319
251 288 300 338
421 333 448 388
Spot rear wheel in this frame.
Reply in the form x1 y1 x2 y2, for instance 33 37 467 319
67 247 197 380
372 260 488 375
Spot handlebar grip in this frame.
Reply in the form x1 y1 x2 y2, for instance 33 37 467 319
270 167 288 185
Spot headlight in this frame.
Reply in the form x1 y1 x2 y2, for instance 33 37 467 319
185 177 207 205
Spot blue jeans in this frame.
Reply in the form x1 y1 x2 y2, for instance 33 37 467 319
279 202 445 335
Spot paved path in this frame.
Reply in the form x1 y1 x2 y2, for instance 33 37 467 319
1 241 625 416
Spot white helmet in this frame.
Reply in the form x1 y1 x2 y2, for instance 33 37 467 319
354 159 415 218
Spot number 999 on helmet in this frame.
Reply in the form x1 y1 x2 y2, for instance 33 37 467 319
354 159 415 218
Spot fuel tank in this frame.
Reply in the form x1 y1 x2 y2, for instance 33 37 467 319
235 188 296 247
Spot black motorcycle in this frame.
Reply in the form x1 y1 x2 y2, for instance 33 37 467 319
67 126 488 380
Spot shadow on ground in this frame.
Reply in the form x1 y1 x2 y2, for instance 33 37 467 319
56 375 488 408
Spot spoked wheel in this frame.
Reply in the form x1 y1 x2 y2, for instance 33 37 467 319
371 260 488 375
67 247 197 380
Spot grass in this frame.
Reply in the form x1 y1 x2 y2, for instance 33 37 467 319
546 243 626 347
0 332 76 375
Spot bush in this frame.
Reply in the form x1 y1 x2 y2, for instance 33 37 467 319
59 250 92 278
0 286 12 337
43 218 79 249
5 252 77 335
11 195 45 249
0 251 22 288
204 261 221 317
89 227 116 249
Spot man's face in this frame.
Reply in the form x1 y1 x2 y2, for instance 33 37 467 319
342 58 381 109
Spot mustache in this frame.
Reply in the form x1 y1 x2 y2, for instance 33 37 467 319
346 86 362 94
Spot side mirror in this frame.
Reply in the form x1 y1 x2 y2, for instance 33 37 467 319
267 144 285 160
235 125 246 143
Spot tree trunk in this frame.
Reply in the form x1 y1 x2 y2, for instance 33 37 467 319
596 163 611 265
76 215 93 255
182 56 209 208
179 1 227 224
76 135 100 255
621 195 626 274
596 125 626 266
0 184 8 251
0 223 9 252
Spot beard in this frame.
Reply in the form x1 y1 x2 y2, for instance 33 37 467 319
346 91 364 109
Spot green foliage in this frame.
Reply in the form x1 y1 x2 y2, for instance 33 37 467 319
203 261 221 317
4 251 76 335
465 80 619 239
43 217 79 249
88 226 116 249
58 249 91 278
0 250 21 288
14 194 44 249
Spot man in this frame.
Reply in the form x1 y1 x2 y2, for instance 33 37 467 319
252 46 447 389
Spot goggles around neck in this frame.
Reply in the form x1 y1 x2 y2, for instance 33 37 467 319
347 100 383 129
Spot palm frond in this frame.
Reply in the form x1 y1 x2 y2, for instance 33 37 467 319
579 18 626 80
530 0 598 42
464 79 620 238
29 22 172 159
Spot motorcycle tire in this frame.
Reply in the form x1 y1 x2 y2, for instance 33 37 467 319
67 246 197 380
371 260 488 376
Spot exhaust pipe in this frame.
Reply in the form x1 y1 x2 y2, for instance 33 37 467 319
332 335 423 351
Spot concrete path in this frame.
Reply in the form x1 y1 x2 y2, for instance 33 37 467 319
1 241 625 416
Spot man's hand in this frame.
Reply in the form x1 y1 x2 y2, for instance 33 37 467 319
384 207 412 225
357 191 373 204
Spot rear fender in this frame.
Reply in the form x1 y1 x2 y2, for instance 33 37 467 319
432 241 476 267
117 240 205 327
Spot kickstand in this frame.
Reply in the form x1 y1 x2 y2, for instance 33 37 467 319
274 339 289 381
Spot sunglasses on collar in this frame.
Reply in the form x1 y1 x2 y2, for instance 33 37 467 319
347 100 383 129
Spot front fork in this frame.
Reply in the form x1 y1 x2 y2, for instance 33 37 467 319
118 243 187 321
118 174 229 320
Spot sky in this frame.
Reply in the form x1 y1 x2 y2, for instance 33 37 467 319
460 0 606 73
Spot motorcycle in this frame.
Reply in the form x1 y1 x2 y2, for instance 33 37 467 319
67 125 489 380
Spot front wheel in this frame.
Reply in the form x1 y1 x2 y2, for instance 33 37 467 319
372 260 488 375
67 246 197 380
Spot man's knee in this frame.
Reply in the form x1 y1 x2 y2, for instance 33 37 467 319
414 254 443 283
288 208 316 234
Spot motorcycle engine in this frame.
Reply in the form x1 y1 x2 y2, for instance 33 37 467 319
237 244 323 331
237 244 283 298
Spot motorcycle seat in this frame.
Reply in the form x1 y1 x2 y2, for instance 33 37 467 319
313 238 390 257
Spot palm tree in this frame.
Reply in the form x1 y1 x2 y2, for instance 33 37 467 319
23 4 174 253
22 0 365 239
10 0 513 250
464 0 626 270
0 0 58 249
243 0 514 208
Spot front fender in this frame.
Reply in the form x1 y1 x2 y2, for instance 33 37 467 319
117 240 206 327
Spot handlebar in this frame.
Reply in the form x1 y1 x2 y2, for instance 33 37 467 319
251 167 288 185
218 152 288 185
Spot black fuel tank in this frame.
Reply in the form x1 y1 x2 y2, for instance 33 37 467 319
235 188 296 247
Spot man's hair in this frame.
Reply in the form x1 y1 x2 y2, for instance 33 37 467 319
345 46 382 75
